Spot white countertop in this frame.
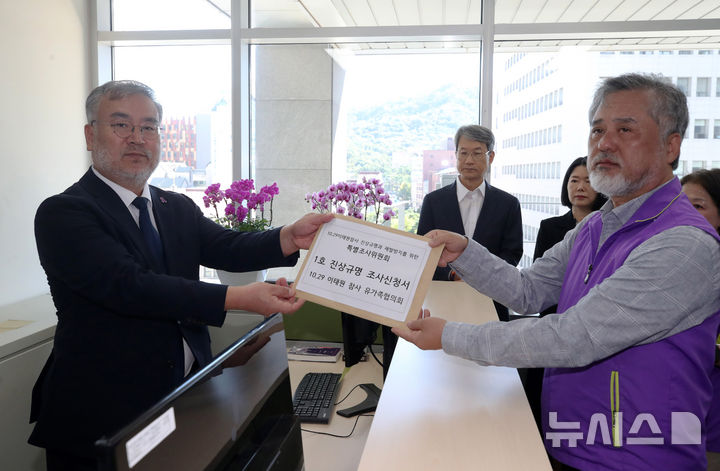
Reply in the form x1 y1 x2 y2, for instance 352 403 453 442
0 294 56 359
358 282 551 470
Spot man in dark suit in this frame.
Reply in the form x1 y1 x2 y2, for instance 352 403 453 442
417 125 523 321
29 80 332 470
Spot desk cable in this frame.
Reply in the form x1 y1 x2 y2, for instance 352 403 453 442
367 344 383 369
300 383 375 438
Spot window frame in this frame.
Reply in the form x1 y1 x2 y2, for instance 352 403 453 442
93 0 720 180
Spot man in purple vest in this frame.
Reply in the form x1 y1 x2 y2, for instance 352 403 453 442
393 73 720 471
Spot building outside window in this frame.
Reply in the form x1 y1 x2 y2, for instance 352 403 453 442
695 119 709 139
677 77 691 95
697 77 710 97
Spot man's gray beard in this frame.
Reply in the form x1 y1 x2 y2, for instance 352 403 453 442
589 170 628 197
94 147 158 189
589 169 648 198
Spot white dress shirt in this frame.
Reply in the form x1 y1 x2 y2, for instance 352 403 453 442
92 167 196 377
455 176 486 238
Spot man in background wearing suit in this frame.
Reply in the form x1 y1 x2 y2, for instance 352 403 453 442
417 125 523 321
29 80 332 471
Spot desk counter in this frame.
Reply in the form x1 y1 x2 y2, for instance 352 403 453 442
358 281 551 470
289 354 383 471
0 293 55 471
0 293 55 360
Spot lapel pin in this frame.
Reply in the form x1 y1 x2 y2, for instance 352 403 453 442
160 197 167 204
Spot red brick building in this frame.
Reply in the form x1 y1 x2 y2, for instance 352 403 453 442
161 116 197 168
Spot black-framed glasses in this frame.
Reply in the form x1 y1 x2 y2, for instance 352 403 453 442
92 120 163 140
456 150 490 161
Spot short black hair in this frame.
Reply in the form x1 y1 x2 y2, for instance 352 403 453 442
560 156 608 210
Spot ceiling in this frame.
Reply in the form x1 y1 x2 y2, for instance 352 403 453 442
208 0 720 49
496 0 720 23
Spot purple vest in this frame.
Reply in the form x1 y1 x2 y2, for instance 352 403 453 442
707 369 720 451
543 178 720 470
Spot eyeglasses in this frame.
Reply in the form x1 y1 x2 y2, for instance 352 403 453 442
92 120 163 140
456 150 491 161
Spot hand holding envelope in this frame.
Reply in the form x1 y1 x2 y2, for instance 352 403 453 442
423 229 470 267
391 312 446 351
294 214 443 328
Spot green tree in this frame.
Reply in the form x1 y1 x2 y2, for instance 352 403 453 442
397 181 411 202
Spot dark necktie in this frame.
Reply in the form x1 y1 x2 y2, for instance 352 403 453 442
132 196 165 268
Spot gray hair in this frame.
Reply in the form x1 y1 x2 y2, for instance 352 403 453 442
588 73 687 170
85 80 163 123
454 125 495 152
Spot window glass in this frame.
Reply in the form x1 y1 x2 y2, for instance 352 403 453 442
251 43 480 233
491 47 720 267
715 119 720 139
677 77 691 95
692 161 706 171
697 77 710 97
112 0 230 30
695 119 709 139
113 45 232 200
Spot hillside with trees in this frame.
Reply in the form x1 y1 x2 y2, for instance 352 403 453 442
346 84 478 197
343 83 477 232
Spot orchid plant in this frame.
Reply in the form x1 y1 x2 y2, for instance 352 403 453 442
203 179 279 232
305 177 395 224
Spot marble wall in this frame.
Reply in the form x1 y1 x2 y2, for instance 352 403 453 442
253 44 337 226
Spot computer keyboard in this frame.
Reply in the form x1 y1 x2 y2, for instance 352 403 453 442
292 372 341 424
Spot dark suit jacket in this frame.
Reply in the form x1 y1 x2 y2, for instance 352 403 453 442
416 181 523 321
29 168 298 457
533 210 576 261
